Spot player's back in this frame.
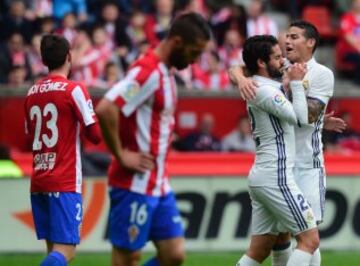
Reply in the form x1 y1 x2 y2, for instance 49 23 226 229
294 58 334 169
25 75 95 193
247 76 297 187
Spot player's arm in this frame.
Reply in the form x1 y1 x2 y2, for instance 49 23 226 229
254 64 307 125
95 99 122 161
306 69 334 123
228 65 257 100
96 67 157 172
71 85 101 144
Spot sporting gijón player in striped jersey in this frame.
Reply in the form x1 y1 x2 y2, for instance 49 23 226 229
24 34 100 266
96 13 211 266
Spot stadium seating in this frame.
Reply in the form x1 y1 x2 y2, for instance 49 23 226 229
302 6 338 40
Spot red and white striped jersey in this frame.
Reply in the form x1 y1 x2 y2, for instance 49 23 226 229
24 75 97 193
247 16 278 37
105 49 177 196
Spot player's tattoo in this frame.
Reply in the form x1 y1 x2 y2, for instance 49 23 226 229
307 98 325 123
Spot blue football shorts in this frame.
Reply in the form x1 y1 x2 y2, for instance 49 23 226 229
108 188 184 251
31 192 83 245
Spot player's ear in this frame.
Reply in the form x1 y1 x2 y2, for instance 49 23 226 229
172 35 183 48
307 38 316 51
257 58 266 70
67 51 72 63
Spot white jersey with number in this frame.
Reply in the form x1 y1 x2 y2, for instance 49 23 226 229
290 58 334 169
247 75 306 187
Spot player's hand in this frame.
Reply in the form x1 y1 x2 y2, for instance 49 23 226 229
287 63 307 81
228 66 257 100
323 111 347 133
119 149 155 173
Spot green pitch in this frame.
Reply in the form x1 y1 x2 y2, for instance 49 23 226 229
0 251 359 265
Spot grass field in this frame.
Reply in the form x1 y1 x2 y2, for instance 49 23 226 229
1 251 360 266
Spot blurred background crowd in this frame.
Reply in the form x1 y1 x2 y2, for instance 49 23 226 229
1 0 360 177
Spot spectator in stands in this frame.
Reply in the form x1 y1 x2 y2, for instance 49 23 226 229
246 0 278 37
0 32 31 83
210 3 248 46
176 0 210 18
37 16 55 34
97 1 131 69
192 51 231 91
0 0 34 43
175 113 221 151
221 116 255 152
71 29 103 86
144 0 175 47
117 0 153 15
92 24 113 71
219 29 245 68
55 12 79 46
7 65 29 87
338 0 360 84
101 61 123 88
52 0 88 23
24 0 53 20
0 143 23 178
324 111 360 153
124 10 148 65
28 33 47 78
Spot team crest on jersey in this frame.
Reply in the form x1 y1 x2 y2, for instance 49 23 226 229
123 81 140 101
273 93 286 106
128 224 140 243
302 80 309 91
305 210 314 224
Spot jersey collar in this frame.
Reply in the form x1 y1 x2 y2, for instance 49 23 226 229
252 75 282 88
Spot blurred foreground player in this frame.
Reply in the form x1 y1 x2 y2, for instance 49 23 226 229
96 12 211 266
24 34 101 266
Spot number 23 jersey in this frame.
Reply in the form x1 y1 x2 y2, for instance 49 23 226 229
24 75 96 193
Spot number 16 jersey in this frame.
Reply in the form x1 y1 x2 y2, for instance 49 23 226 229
24 75 96 193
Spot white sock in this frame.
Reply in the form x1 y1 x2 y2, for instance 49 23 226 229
309 248 321 266
286 249 312 266
272 242 292 266
236 255 260 266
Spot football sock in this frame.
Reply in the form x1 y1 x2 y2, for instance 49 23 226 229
40 251 67 266
271 241 292 266
143 257 160 266
286 249 311 266
309 248 321 266
235 254 260 266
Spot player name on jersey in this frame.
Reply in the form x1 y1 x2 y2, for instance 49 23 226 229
27 80 68 95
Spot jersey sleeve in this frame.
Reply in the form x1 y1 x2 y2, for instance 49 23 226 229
250 85 299 125
307 68 334 105
70 84 97 127
104 65 160 117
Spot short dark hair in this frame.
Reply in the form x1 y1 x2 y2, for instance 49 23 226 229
40 34 70 71
290 20 320 53
168 12 211 44
242 35 278 75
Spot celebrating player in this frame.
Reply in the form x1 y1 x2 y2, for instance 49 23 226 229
95 13 211 266
235 35 319 266
24 34 101 266
229 21 340 266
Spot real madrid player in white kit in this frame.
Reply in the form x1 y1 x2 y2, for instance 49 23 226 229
236 35 319 266
230 21 338 266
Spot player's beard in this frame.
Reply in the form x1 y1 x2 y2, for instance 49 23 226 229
169 47 188 70
266 63 283 80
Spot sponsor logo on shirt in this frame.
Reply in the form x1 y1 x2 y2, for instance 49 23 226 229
123 81 140 101
34 152 56 171
273 94 286 106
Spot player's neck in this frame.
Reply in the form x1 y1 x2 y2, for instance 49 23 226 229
48 69 69 79
154 40 171 67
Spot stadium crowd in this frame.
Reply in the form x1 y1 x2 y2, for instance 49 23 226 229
1 0 358 91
